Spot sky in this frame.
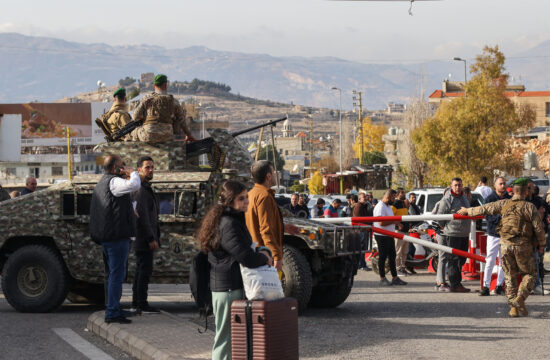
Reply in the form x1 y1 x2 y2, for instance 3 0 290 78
2 0 550 64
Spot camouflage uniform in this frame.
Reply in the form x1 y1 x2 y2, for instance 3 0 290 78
105 103 132 141
131 92 191 143
467 195 545 305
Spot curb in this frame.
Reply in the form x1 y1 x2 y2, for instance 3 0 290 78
87 311 207 360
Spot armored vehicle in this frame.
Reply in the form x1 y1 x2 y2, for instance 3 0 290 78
0 122 367 313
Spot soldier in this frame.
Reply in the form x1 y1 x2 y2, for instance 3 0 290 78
132 74 196 143
457 178 546 317
104 88 132 140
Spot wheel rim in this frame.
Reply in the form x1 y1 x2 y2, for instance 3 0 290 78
17 264 48 297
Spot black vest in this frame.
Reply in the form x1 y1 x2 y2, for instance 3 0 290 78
90 174 136 243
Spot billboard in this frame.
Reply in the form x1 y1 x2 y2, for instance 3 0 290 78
0 102 112 148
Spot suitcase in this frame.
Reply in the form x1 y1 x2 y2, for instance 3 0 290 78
231 297 299 360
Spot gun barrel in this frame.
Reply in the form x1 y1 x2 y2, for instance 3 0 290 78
230 116 287 137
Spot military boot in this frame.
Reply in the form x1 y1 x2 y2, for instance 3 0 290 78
512 296 528 316
508 306 519 318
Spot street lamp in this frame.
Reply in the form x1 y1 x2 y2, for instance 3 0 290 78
331 87 343 194
453 57 467 84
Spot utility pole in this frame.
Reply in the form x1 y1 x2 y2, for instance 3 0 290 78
358 92 364 165
309 114 314 178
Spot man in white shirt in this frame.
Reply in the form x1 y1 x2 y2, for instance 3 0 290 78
476 176 493 200
90 155 141 324
373 189 407 286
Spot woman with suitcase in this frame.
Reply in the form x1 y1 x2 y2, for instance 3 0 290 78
196 180 273 360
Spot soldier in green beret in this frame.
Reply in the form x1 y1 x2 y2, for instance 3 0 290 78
458 177 545 317
97 87 132 141
131 74 196 143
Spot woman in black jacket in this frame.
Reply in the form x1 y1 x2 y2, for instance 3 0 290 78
196 180 273 360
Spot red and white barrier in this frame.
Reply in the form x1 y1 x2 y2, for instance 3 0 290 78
369 226 486 263
312 214 483 225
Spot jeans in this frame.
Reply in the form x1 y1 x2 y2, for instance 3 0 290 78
102 239 130 319
447 236 469 288
132 251 154 308
436 234 449 285
212 289 244 360
358 232 367 268
375 235 397 278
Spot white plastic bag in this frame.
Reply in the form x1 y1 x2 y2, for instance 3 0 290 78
240 264 284 300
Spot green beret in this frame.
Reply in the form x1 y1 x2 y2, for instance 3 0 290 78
113 87 126 97
512 177 530 186
154 74 168 86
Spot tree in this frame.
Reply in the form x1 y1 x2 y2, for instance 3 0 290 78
289 181 305 193
308 171 324 195
127 87 140 100
256 145 285 171
352 117 387 162
402 98 434 188
412 45 535 186
362 151 387 165
118 76 136 87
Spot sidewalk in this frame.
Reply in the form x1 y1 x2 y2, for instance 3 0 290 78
87 310 214 360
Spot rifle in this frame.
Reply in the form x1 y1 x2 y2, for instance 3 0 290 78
186 116 287 158
111 119 144 141
537 249 545 296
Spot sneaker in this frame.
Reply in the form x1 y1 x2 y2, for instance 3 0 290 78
361 265 372 272
495 285 505 295
136 305 161 314
120 309 135 317
379 278 392 286
105 316 132 324
406 267 417 275
397 269 409 277
532 286 550 295
479 287 490 296
391 277 408 285
450 285 471 293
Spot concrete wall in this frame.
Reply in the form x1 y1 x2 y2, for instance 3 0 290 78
0 114 22 162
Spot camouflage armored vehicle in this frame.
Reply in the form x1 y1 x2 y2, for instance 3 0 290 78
0 121 366 313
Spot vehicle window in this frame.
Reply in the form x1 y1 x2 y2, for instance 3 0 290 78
417 195 425 213
176 191 197 217
158 193 175 215
77 194 92 215
534 179 549 186
427 194 443 213
62 193 74 216
470 194 485 207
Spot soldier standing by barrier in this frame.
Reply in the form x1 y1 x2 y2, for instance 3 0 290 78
132 74 196 143
458 178 546 317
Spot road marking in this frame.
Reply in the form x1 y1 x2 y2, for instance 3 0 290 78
52 328 115 360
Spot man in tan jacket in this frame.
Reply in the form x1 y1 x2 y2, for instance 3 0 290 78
106 88 132 140
245 160 298 271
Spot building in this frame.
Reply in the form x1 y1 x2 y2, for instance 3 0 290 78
429 80 550 127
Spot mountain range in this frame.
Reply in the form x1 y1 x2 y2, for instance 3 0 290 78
1 32 549 109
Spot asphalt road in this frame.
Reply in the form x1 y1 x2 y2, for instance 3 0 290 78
2 270 550 360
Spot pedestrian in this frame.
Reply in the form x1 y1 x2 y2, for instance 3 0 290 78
342 194 354 217
132 74 196 143
245 160 299 273
21 176 37 195
479 176 509 296
90 155 140 324
324 199 342 218
354 192 373 271
373 189 407 286
104 87 132 140
434 178 471 293
298 194 310 218
476 176 493 200
0 184 10 202
196 180 273 360
393 188 410 276
311 198 326 218
458 178 545 317
285 193 309 218
131 156 161 314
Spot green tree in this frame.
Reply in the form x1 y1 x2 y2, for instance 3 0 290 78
412 45 535 186
362 151 387 165
257 145 285 171
128 87 140 100
289 181 305 193
118 76 136 87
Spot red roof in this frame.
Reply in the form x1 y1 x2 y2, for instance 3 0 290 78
430 90 550 99
296 131 308 138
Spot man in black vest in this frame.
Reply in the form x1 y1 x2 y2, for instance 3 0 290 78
131 156 161 315
90 155 140 324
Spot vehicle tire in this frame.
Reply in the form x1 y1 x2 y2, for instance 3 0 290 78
281 245 312 312
1 245 69 312
308 260 354 308
67 283 105 305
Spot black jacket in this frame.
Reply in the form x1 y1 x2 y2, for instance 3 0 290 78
90 174 136 243
132 181 160 252
485 190 511 236
208 207 268 292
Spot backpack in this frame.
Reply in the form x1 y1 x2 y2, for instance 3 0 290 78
189 251 213 333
